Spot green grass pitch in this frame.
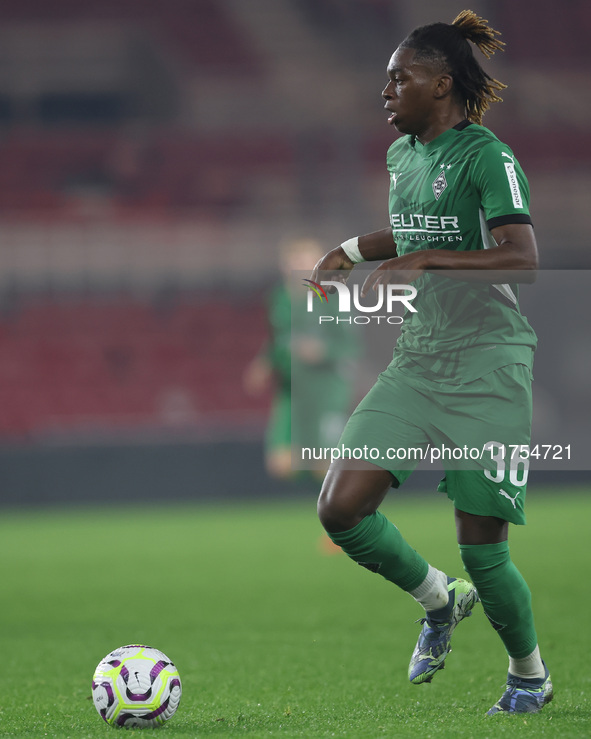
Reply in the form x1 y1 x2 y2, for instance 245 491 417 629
0 487 589 738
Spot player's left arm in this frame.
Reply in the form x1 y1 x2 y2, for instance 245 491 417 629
361 224 538 294
418 221 538 277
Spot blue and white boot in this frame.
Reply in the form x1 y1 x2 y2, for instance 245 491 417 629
408 577 479 684
487 662 553 715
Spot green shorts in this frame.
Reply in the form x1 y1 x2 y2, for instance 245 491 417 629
338 363 533 525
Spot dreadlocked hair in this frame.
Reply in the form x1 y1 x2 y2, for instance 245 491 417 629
399 9 506 125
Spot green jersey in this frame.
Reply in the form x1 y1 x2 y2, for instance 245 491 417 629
386 120 537 383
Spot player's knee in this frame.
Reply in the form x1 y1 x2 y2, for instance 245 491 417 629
318 462 392 533
317 483 358 533
459 540 510 581
317 477 370 533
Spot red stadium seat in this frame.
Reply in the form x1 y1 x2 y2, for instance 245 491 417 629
0 294 270 438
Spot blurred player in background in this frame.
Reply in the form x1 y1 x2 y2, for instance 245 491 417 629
311 10 552 715
245 237 356 480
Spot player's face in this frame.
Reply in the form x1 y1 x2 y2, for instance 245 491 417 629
382 47 441 138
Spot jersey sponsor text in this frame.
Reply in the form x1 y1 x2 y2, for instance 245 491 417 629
389 214 459 232
504 162 523 209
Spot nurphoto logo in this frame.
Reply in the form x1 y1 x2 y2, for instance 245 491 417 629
303 279 418 325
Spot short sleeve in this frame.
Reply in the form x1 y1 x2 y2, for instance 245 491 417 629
471 140 533 230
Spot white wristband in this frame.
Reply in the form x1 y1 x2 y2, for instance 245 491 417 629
340 236 365 264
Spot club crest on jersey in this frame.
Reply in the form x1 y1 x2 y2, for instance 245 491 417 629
432 170 447 200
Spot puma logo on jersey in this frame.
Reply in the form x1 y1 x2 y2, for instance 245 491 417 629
432 170 448 200
499 488 520 508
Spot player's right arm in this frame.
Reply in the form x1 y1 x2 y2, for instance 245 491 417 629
310 227 396 283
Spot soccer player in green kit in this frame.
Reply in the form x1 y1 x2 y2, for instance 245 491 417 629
245 238 355 479
310 10 552 715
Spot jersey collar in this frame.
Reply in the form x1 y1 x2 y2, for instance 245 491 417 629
411 119 472 158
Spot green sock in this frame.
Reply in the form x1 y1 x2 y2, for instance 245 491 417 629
328 511 429 592
460 541 538 659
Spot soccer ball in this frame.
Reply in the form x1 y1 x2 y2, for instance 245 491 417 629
92 644 182 728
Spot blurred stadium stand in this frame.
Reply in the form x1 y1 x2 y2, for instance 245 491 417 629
0 0 588 503
0 292 268 439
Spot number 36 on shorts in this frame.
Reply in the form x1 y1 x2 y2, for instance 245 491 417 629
483 441 529 486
